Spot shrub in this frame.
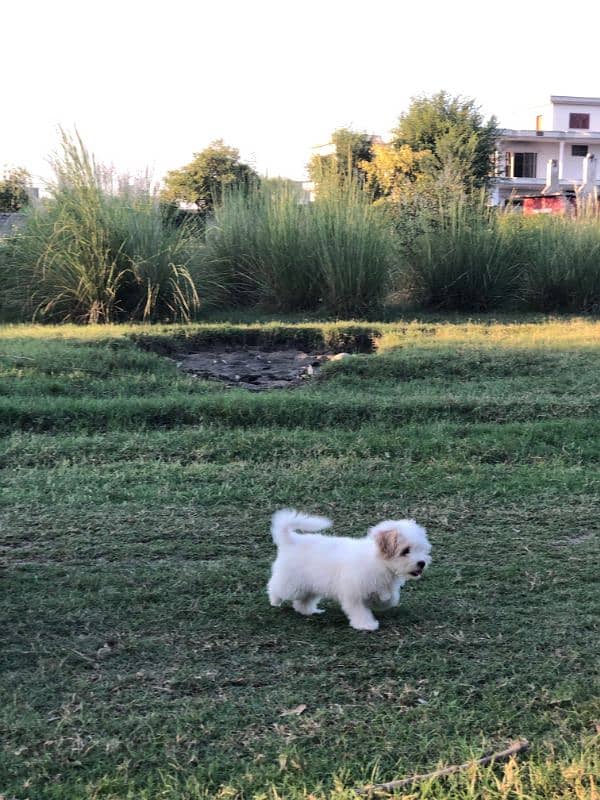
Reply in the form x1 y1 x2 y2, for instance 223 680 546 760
517 210 600 312
200 174 397 315
200 183 319 310
310 174 396 316
6 132 200 323
400 193 521 310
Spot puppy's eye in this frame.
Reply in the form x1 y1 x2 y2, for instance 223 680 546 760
400 546 410 556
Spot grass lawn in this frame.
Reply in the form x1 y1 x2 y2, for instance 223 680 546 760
1 316 599 799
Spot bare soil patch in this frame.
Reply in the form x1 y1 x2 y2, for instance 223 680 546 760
175 346 347 390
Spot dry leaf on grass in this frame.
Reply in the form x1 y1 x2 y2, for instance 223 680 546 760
280 704 307 716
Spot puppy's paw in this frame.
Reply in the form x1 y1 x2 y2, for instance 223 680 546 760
293 599 323 616
350 618 379 632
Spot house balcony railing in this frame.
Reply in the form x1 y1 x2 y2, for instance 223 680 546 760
501 128 600 140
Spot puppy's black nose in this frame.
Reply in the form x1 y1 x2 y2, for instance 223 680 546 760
417 561 426 569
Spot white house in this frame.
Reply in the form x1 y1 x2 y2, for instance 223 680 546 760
492 95 600 204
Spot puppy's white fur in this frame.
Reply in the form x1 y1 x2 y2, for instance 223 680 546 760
267 509 431 631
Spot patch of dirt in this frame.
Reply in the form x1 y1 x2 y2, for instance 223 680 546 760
174 347 349 390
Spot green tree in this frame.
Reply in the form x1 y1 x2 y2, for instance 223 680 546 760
161 140 259 212
0 167 32 212
391 91 498 190
308 127 375 186
359 142 438 200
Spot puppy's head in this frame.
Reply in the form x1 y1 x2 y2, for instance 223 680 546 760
369 519 432 579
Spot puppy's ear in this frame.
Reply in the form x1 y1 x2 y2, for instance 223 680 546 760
369 520 409 559
371 527 404 560
375 528 399 559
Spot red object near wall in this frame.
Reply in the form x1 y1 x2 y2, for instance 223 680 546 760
522 194 576 215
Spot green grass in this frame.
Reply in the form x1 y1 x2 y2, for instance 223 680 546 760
199 178 395 315
1 132 200 324
394 196 600 313
400 195 521 311
515 213 600 313
1 317 599 799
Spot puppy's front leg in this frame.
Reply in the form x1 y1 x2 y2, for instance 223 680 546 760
341 598 379 631
373 579 402 610
383 581 402 608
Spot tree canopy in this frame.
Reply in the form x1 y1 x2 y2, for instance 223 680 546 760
308 95 497 201
161 140 259 211
391 91 498 190
0 167 32 212
308 127 375 186
360 142 437 200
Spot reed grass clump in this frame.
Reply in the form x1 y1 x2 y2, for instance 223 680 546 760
400 193 522 310
200 174 397 315
200 182 319 310
4 131 600 322
5 132 200 323
516 208 600 312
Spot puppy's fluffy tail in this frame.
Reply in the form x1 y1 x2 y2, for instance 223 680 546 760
271 508 332 546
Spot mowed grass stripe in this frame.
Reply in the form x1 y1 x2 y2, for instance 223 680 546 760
3 458 599 512
3 418 600 468
1 318 599 799
2 391 600 432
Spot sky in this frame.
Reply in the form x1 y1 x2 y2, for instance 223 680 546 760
4 0 600 189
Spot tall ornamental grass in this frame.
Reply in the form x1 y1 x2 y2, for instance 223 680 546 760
0 234 23 321
4 132 600 322
201 175 397 315
400 193 522 310
311 175 396 316
516 209 600 312
5 133 200 323
201 183 319 310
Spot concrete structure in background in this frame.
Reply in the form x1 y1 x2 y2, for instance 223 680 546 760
289 180 312 204
492 96 600 207
26 186 40 205
0 187 41 236
0 212 26 236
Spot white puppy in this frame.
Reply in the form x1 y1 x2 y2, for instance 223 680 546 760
267 509 431 631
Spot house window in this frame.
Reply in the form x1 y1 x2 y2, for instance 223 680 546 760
510 152 537 178
569 113 590 129
572 145 588 157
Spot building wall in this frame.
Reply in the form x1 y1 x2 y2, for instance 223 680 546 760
552 102 600 131
493 97 600 205
562 144 600 181
500 141 556 179
499 140 600 182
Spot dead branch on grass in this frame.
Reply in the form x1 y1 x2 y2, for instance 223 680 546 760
357 739 530 795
